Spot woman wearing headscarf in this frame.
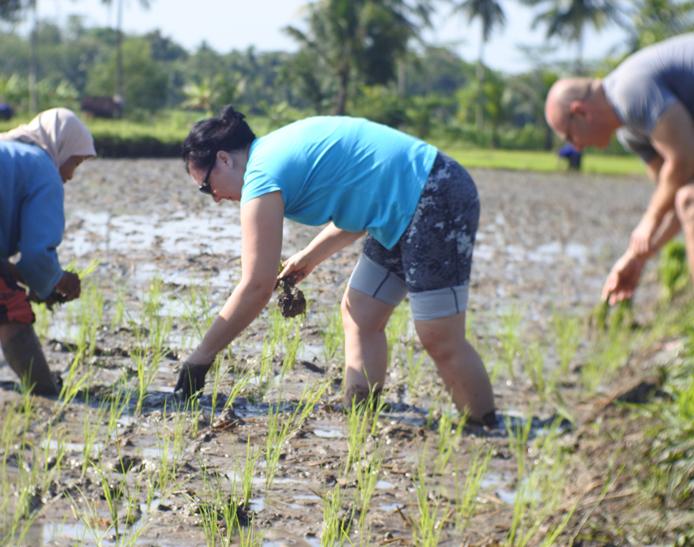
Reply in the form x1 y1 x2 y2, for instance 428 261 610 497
0 108 95 395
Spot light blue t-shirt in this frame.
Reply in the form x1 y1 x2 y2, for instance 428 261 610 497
0 141 65 299
241 117 438 249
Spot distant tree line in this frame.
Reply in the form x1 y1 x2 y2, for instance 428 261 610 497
0 0 691 150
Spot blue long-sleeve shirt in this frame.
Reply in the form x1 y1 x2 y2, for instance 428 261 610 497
0 140 64 299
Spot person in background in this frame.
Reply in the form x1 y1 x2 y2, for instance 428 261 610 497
544 34 694 305
558 142 582 171
0 108 95 395
176 105 497 427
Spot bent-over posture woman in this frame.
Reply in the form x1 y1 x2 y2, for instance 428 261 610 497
177 106 496 425
0 108 95 394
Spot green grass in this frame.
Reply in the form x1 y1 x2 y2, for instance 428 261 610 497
441 146 644 176
2 112 643 174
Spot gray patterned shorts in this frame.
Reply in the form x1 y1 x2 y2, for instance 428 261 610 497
348 152 479 320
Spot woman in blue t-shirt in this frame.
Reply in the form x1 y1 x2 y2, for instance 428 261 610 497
177 105 495 426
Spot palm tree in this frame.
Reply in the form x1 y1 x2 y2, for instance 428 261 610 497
521 0 622 73
628 0 694 51
285 0 432 115
100 0 152 105
451 0 506 128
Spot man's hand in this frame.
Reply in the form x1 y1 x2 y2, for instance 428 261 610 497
174 361 213 400
602 251 648 305
54 271 81 302
278 250 317 285
629 216 657 256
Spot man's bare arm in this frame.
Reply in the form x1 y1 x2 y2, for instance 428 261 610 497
630 101 694 254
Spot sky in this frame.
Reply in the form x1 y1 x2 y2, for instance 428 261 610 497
26 0 629 74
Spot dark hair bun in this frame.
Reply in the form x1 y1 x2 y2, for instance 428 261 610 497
182 104 256 171
219 104 244 124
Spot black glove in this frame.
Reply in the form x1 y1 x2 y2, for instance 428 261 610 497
174 362 212 400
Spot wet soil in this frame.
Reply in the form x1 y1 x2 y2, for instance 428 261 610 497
0 159 682 545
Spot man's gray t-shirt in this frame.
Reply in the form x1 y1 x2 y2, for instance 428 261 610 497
603 33 694 163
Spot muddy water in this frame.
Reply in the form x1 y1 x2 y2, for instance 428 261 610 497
1 159 658 545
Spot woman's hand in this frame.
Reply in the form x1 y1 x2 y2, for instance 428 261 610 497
174 361 213 399
54 271 81 301
278 250 317 284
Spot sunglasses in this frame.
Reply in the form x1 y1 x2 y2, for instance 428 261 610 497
198 158 216 195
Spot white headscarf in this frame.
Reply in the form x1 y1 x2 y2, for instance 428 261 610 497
0 107 96 167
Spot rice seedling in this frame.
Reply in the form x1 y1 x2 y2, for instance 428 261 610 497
255 335 276 397
404 341 427 401
98 469 125 540
67 488 109 545
522 342 547 398
75 281 104 357
508 413 533 481
579 330 630 392
344 392 385 475
639 356 694 508
280 317 303 375
658 240 688 301
264 382 327 488
435 411 466 474
322 305 344 363
197 467 251 547
33 302 51 340
110 285 127 330
454 445 493 533
80 409 102 477
412 457 449 546
221 369 252 414
210 355 227 421
550 311 581 378
506 419 575 546
386 302 410 352
59 350 94 407
183 284 215 341
321 486 352 546
3 452 43 544
495 307 523 381
132 345 158 414
105 387 132 438
238 436 259 508
355 445 383 540
237 524 263 547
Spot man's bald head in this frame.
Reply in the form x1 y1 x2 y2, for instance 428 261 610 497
544 77 619 150
545 78 593 131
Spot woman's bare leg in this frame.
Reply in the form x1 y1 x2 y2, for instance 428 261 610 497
414 312 494 423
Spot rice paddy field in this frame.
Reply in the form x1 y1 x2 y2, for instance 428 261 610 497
1 159 692 546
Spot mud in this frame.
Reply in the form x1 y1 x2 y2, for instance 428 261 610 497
276 277 307 319
0 159 675 545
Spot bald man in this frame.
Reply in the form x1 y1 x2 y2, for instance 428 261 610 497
545 33 694 305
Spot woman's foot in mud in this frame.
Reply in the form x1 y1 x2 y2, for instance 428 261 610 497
276 276 306 318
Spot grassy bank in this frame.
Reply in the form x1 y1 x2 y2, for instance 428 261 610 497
1 114 644 175
441 145 644 176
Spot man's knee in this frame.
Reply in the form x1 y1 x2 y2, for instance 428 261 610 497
675 184 694 224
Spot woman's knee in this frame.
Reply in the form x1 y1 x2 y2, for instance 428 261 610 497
415 316 466 362
675 184 694 223
341 289 391 333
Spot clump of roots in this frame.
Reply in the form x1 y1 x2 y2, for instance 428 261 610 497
277 276 306 318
